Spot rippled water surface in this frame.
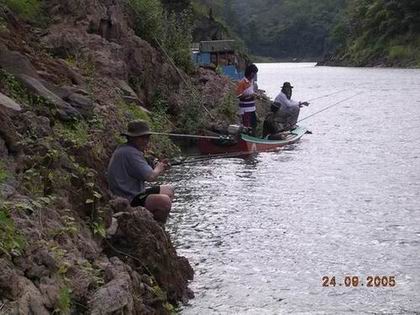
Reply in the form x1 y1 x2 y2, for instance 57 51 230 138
166 63 420 314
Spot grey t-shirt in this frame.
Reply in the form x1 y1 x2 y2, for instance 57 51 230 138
107 143 153 202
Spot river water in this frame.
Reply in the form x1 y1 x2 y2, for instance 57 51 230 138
166 63 420 314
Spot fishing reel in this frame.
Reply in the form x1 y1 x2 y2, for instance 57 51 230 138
145 155 159 168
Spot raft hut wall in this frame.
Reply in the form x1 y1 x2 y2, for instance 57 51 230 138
192 40 243 80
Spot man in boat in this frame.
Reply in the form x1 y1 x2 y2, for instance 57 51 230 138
236 64 259 135
262 103 288 140
107 120 173 223
272 82 309 131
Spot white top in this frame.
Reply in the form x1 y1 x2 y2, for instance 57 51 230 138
274 91 300 112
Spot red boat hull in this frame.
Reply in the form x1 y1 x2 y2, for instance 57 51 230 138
198 127 307 155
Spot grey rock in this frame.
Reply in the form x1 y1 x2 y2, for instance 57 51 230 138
116 79 137 98
20 112 52 137
0 44 40 79
0 259 49 315
0 138 8 158
66 93 94 118
0 183 16 199
39 277 60 309
40 80 89 99
16 74 81 121
0 93 22 111
89 258 134 315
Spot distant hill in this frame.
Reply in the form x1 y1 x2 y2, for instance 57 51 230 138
193 0 347 60
193 0 420 67
324 0 420 67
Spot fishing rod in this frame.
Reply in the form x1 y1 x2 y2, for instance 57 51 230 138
170 142 298 166
170 151 253 166
152 132 232 140
298 93 360 123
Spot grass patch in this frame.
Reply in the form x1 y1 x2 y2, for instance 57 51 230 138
0 204 26 257
126 0 193 72
216 91 237 122
54 286 71 314
0 69 30 105
388 45 412 60
0 161 8 184
1 0 46 24
54 120 90 147
176 89 205 134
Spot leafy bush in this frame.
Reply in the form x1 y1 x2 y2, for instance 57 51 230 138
216 91 237 122
54 286 71 314
162 10 193 73
389 45 411 60
176 89 205 134
0 205 25 257
1 0 45 23
126 0 193 72
126 0 165 43
0 161 8 184
54 120 90 148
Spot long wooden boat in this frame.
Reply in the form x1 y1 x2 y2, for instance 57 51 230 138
198 126 308 155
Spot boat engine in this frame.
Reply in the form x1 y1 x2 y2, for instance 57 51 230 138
227 124 243 136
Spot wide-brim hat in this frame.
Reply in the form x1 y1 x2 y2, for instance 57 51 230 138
121 120 156 137
282 82 293 89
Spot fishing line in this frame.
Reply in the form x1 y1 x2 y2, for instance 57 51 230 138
307 89 348 102
298 93 361 123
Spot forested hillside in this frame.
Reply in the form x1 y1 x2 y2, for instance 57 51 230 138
194 0 347 60
327 0 420 67
194 0 420 67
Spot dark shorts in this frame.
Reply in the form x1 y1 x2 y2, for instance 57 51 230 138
242 111 257 128
131 186 161 207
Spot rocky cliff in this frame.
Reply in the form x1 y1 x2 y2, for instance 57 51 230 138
0 0 243 313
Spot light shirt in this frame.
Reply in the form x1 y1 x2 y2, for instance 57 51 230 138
274 91 300 113
107 143 153 202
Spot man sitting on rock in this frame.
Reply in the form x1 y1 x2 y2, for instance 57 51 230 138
107 120 173 223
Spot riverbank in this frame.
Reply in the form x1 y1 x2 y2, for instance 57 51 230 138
0 1 255 313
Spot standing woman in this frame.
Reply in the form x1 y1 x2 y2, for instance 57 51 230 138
236 64 259 135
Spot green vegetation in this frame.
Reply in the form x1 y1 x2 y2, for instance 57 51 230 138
50 209 78 238
126 0 193 72
163 11 194 73
127 0 165 43
0 0 42 20
175 89 205 134
194 0 346 59
0 204 26 257
0 0 48 25
78 260 105 288
331 0 420 67
116 97 181 157
0 70 58 116
216 91 237 122
0 70 30 105
0 15 7 32
54 286 72 315
54 120 90 148
0 161 8 184
193 0 419 66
